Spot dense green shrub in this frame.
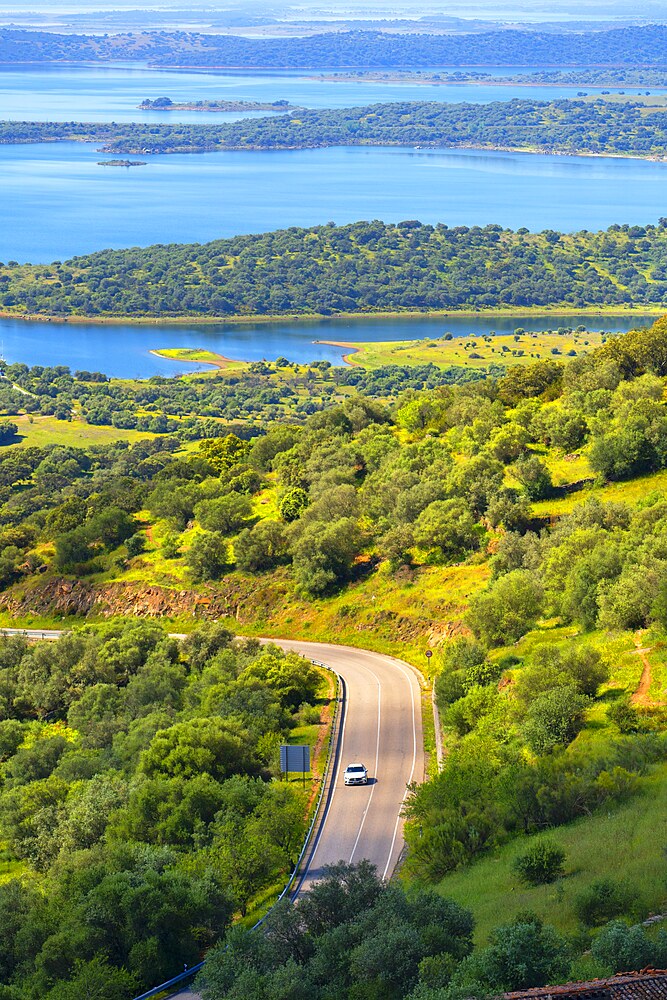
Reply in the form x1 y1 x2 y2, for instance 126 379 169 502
608 699 644 734
511 841 566 886
591 920 667 973
452 913 570 993
235 521 288 572
279 487 309 522
466 570 543 646
524 686 589 753
185 531 228 581
0 421 18 444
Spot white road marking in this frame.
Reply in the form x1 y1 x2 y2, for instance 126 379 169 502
382 659 418 880
349 669 382 864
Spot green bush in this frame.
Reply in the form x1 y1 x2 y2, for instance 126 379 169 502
524 685 589 753
0 420 18 444
608 699 643 734
512 454 553 500
279 487 309 522
235 520 288 572
125 533 145 557
445 685 498 737
434 669 466 710
299 703 321 725
464 659 503 690
512 840 566 886
160 533 181 559
185 531 228 582
465 570 543 646
574 879 639 927
591 920 667 973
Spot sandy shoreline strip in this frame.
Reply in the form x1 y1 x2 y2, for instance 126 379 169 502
312 339 362 366
0 305 660 328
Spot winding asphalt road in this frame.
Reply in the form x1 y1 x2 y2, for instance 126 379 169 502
0 630 425 997
275 639 424 890
171 639 425 1000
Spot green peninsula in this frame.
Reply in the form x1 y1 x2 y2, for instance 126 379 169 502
2 220 667 320
4 98 667 158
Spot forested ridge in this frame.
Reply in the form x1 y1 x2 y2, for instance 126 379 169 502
4 25 667 69
4 220 667 319
6 98 667 157
318 67 667 86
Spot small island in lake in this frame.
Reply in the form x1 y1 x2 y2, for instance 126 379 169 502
138 97 299 113
97 159 147 167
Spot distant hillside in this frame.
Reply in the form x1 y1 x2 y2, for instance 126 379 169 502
2 25 667 69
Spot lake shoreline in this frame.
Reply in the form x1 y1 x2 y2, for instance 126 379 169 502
3 133 667 164
313 340 362 365
0 305 662 329
308 73 667 89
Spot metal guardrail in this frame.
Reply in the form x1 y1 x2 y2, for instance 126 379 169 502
0 629 66 640
267 661 344 910
132 965 203 1000
432 685 444 769
131 658 345 1000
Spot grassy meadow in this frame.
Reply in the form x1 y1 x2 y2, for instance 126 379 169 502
431 763 667 943
0 413 157 450
335 329 607 370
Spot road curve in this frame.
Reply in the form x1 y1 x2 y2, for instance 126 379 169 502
168 640 424 1000
271 639 424 891
0 629 425 882
0 630 425 996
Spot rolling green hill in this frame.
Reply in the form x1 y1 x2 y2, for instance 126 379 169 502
3 220 667 320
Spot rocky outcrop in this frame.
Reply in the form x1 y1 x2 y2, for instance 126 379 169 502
0 577 264 621
0 572 462 647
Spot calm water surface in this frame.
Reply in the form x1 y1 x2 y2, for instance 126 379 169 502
0 313 654 378
2 63 665 371
1 63 661 122
4 142 667 263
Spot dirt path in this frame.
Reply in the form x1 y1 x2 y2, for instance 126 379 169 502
0 374 38 398
631 632 653 706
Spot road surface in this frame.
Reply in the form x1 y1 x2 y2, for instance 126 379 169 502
169 639 425 1000
275 639 423 890
0 630 425 996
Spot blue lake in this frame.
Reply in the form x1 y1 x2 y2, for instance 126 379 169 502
2 62 666 373
4 141 667 264
0 312 655 378
0 62 659 123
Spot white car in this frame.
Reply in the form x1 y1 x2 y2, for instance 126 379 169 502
344 763 368 786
